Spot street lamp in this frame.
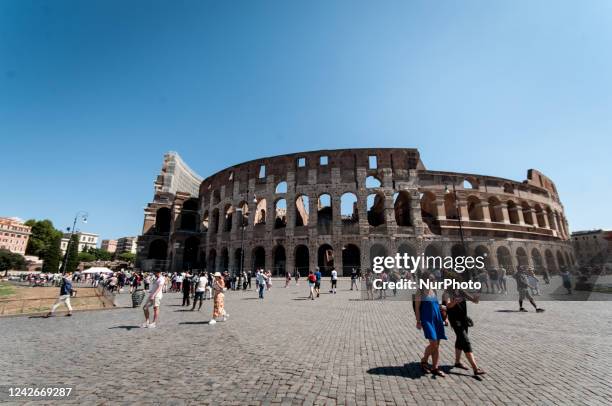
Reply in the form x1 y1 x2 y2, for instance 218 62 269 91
236 206 246 290
445 183 471 281
59 211 89 274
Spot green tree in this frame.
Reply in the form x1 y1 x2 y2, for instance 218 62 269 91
118 252 136 264
0 249 26 276
64 234 80 273
78 251 96 263
42 234 62 273
25 219 62 258
87 247 113 261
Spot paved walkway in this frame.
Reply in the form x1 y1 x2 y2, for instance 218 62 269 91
0 279 610 405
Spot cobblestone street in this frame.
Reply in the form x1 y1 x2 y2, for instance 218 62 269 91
0 279 610 405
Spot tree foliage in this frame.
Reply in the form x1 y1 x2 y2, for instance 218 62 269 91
42 234 62 273
25 219 62 258
64 234 80 273
0 249 26 276
118 252 136 263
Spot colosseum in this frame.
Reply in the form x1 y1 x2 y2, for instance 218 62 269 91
136 148 575 277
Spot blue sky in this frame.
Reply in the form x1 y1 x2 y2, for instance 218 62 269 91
1 0 610 240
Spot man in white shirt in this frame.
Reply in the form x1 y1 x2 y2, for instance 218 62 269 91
329 268 338 294
191 272 208 311
142 270 165 328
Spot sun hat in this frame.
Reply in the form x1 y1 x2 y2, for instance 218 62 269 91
214 272 222 277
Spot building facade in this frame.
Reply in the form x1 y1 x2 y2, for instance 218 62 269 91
116 237 137 255
136 148 575 276
571 230 611 271
0 217 31 255
101 239 117 253
61 232 99 254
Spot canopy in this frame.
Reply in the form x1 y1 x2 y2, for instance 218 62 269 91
82 267 114 274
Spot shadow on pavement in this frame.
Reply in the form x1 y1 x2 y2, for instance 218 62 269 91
179 321 210 325
367 363 426 379
495 310 522 313
109 325 140 330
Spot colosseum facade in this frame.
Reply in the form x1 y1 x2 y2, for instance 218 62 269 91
136 148 575 277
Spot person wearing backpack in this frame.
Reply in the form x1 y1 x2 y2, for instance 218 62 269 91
307 270 316 300
46 271 74 317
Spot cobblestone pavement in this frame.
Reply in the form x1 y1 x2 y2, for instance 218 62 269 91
0 278 610 405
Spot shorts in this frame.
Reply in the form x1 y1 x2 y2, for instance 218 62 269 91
518 288 533 302
315 282 321 289
194 291 204 300
451 324 472 353
331 280 337 287
143 296 162 309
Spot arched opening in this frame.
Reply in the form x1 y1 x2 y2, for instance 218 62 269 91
545 249 557 273
365 176 382 188
367 193 385 227
394 191 412 226
295 195 310 227
424 244 441 258
342 244 361 274
474 245 491 269
521 202 533 225
546 207 556 230
274 199 287 229
252 246 266 271
488 197 502 223
564 251 571 268
201 211 209 232
237 201 249 227
273 245 286 276
531 248 544 273
183 236 200 270
148 239 167 260
155 207 171 233
223 204 234 232
369 244 387 269
420 192 440 235
294 245 309 277
534 204 546 228
463 179 477 189
212 190 221 205
317 244 334 276
503 183 514 194
254 198 266 225
208 249 217 272
516 247 529 267
211 208 220 234
219 248 229 272
234 248 244 274
496 246 513 272
317 194 332 232
182 198 198 211
444 193 458 220
340 192 358 223
397 243 416 273
467 196 483 221
556 251 566 269
507 201 519 224
451 244 466 259
275 181 287 194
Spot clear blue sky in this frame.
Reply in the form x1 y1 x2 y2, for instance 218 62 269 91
1 0 610 240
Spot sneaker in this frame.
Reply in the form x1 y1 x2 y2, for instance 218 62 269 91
148 323 156 328
519 308 528 312
536 308 545 313
65 313 72 317
225 313 229 319
141 322 149 328
221 316 227 322
208 319 217 325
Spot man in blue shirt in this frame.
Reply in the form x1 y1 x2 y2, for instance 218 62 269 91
314 267 322 298
46 271 74 317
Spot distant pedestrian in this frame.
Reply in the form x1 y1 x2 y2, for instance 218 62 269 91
498 267 507 294
257 270 266 299
285 271 292 287
209 272 228 325
329 268 338 294
314 267 322 297
350 268 359 291
365 272 374 300
142 270 165 328
191 272 207 311
307 270 316 300
182 272 192 307
514 267 544 313
46 271 74 317
560 268 572 294
294 269 300 285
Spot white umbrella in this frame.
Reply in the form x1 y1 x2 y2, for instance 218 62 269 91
82 267 114 274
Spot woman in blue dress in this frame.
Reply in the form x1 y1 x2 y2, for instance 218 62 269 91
415 272 447 377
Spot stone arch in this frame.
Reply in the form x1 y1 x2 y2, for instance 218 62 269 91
342 244 361 274
273 245 286 275
275 181 287 194
234 248 244 274
556 251 566 269
208 249 217 272
340 192 358 223
295 194 310 227
546 207 556 230
155 207 171 233
444 193 458 220
420 191 440 235
179 199 198 231
317 243 334 276
451 244 467 258
503 183 514 194
218 247 229 272
201 210 209 232
521 202 533 225
507 200 519 224
274 198 287 229
367 192 386 227
294 245 310 276
397 243 417 258
223 204 234 232
369 243 387 269
496 246 513 272
254 198 266 225
212 190 221 205
183 236 200 270
545 249 557 273
394 191 412 226
237 201 249 227
148 239 167 260
317 194 332 228
474 245 491 269
366 176 382 188
516 247 529 267
488 197 502 223
211 208 220 234
467 195 484 221
531 248 544 273
534 204 546 228
252 246 266 271
463 178 478 189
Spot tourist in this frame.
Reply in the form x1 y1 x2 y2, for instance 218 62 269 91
329 267 338 294
314 267 322 297
527 267 541 296
46 271 74 317
378 270 388 300
560 268 572 294
488 268 499 293
307 270 316 300
209 272 228 324
175 272 184 292
285 270 292 287
365 271 374 300
191 272 207 311
294 269 300 285
542 269 551 284
182 272 192 307
142 270 165 328
478 269 490 293
257 270 266 299
247 270 252 289
350 268 359 291
415 272 447 377
514 267 545 313
442 275 486 376
498 267 507 294
265 270 272 290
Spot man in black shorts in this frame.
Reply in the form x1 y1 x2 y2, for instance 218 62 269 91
514 267 544 313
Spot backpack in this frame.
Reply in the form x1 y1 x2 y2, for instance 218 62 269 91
308 274 316 283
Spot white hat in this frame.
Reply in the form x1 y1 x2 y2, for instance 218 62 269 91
214 272 222 277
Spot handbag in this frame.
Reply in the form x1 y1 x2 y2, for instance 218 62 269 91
466 317 474 327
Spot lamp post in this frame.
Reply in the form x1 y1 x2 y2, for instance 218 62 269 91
236 205 247 290
445 183 471 281
59 211 88 274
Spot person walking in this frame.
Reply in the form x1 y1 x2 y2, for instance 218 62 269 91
257 270 266 299
191 272 207 311
46 271 74 317
285 270 292 288
142 270 165 328
514 267 545 312
365 271 374 300
329 268 338 294
498 267 507 294
182 272 192 307
350 268 359 291
415 272 447 377
307 270 316 300
294 269 300 286
560 268 572 294
209 272 228 324
442 278 486 376
314 267 322 297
